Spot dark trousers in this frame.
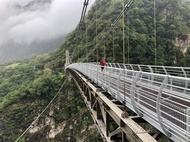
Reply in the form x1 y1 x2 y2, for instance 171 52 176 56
101 67 104 71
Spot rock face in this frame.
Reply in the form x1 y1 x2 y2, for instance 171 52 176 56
175 34 190 53
29 112 66 139
45 116 66 138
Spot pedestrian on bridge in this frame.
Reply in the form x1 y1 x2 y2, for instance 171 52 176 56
100 57 106 71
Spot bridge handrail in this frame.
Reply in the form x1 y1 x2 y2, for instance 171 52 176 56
67 63 190 142
90 62 190 78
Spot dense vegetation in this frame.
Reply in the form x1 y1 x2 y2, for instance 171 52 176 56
1 0 190 141
0 55 101 141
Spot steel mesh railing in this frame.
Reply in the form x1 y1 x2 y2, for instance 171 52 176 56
67 63 190 142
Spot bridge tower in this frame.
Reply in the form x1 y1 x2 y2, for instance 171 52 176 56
65 50 70 69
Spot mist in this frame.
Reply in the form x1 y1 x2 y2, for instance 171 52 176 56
0 0 95 64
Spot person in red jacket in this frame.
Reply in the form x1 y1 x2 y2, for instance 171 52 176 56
100 57 106 71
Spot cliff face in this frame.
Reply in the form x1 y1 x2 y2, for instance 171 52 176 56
28 116 66 139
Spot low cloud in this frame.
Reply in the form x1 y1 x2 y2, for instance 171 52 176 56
0 0 95 63
0 0 95 47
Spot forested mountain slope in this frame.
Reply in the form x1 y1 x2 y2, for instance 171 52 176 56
1 0 190 141
63 0 190 66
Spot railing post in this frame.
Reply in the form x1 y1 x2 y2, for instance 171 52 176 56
116 70 122 100
157 75 171 137
148 65 154 84
130 71 143 117
181 67 188 94
187 108 190 142
108 70 113 97
87 64 89 78
162 66 167 75
137 65 141 71
129 65 135 78
123 63 126 69
117 63 121 68
92 64 95 82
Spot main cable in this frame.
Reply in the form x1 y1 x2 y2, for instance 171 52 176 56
15 79 67 142
77 0 89 35
76 0 89 61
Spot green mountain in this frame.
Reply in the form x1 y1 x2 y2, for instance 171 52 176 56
1 0 190 141
69 0 190 66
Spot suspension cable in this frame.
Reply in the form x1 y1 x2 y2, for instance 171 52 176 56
15 80 67 142
112 0 133 28
104 41 106 58
127 7 130 64
122 0 125 64
113 30 115 63
154 0 157 65
81 0 134 63
86 25 88 62
96 1 98 62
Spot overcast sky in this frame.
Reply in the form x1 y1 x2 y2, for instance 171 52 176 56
0 0 95 63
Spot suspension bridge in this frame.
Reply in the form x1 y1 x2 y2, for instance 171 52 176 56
66 62 190 142
14 0 190 141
